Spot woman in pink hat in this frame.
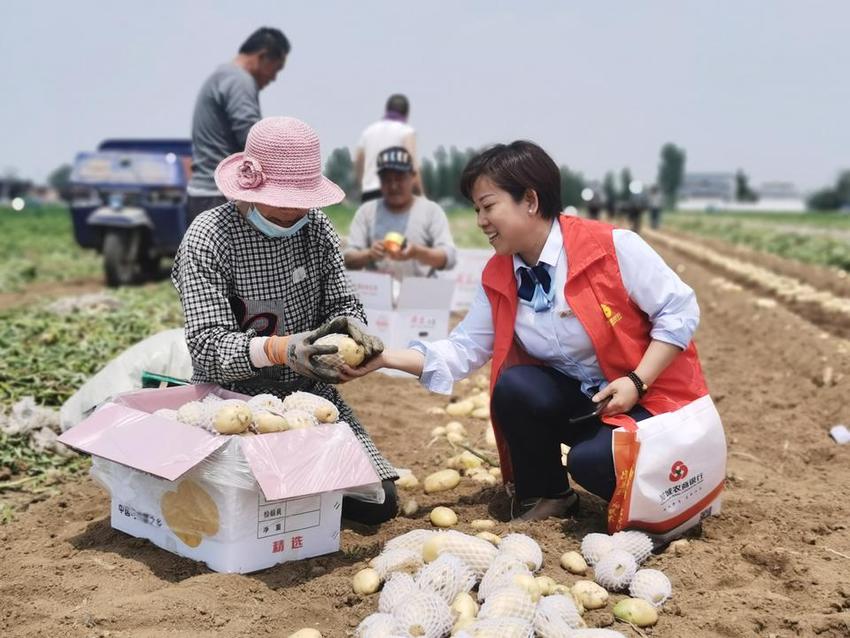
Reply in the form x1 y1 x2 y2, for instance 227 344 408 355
171 116 398 524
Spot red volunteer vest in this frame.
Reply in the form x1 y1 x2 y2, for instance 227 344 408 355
482 215 709 484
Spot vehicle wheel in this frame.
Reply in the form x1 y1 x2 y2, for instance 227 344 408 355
103 229 144 287
141 253 162 281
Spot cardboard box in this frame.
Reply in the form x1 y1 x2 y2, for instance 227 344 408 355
438 248 494 312
58 384 381 573
347 271 454 377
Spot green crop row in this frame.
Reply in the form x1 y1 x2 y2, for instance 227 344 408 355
0 280 182 495
667 209 850 229
663 215 850 272
0 204 489 294
0 205 102 292
0 281 183 408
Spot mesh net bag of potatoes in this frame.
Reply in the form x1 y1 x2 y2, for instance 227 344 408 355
391 589 453 638
371 547 423 580
421 530 498 578
456 617 535 638
478 586 537 622
533 594 585 636
378 572 419 614
477 554 532 602
414 553 476 605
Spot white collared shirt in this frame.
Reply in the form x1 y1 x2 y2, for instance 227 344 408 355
410 220 700 395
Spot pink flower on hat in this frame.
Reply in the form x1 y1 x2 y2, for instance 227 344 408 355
236 156 265 189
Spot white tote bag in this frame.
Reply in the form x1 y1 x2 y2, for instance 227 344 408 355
607 394 727 543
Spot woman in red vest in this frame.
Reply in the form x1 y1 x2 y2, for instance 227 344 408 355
344 141 708 521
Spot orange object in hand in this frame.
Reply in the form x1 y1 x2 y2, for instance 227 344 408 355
383 231 406 254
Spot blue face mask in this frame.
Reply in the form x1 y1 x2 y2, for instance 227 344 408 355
246 206 310 238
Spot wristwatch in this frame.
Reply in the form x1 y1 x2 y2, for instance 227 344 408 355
627 371 649 398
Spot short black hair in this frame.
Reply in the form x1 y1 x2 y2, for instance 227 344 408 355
239 27 291 59
385 94 409 116
460 141 563 219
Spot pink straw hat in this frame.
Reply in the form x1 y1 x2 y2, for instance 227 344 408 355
214 117 345 209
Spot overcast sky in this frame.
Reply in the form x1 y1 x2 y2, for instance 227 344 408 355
2 1 847 191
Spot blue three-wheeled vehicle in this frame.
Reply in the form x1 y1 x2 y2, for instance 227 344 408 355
68 139 193 286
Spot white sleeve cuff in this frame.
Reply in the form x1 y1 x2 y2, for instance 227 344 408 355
410 341 455 395
249 337 273 368
649 326 691 350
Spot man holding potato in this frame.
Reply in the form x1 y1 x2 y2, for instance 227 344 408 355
344 146 457 280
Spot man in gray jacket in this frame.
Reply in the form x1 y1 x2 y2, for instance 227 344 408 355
186 27 290 223
345 146 456 280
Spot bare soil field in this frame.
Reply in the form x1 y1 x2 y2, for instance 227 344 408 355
1 233 849 637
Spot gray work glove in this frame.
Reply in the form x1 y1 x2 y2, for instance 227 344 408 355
265 329 340 383
285 328 342 383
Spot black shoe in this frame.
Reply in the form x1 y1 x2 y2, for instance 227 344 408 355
486 489 514 522
511 490 580 521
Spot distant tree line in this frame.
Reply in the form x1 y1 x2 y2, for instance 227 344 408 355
735 169 759 202
808 171 850 211
323 148 355 199
324 142 694 209
420 146 476 205
657 143 686 207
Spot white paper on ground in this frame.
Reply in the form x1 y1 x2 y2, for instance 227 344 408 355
830 424 850 444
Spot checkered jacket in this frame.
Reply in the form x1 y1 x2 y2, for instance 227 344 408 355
172 202 397 480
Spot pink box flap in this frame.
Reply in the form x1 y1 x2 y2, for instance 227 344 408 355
59 384 381 495
239 422 381 501
58 402 229 481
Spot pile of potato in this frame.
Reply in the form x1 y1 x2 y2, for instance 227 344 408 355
152 391 340 435
395 454 502 523
394 377 503 520
428 375 492 423
284 370 683 637
343 524 677 637
151 333 368 437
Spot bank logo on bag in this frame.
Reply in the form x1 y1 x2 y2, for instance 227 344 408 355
600 303 622 327
669 460 689 482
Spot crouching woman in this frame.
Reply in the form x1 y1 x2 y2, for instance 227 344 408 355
172 116 398 524
344 141 709 522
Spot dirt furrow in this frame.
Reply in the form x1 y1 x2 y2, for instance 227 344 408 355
648 229 850 342
1 239 848 637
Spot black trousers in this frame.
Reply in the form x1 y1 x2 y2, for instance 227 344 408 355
341 479 398 525
628 209 643 234
650 207 662 230
492 365 651 502
187 195 228 226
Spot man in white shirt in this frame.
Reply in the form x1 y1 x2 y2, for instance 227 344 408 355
354 94 424 202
